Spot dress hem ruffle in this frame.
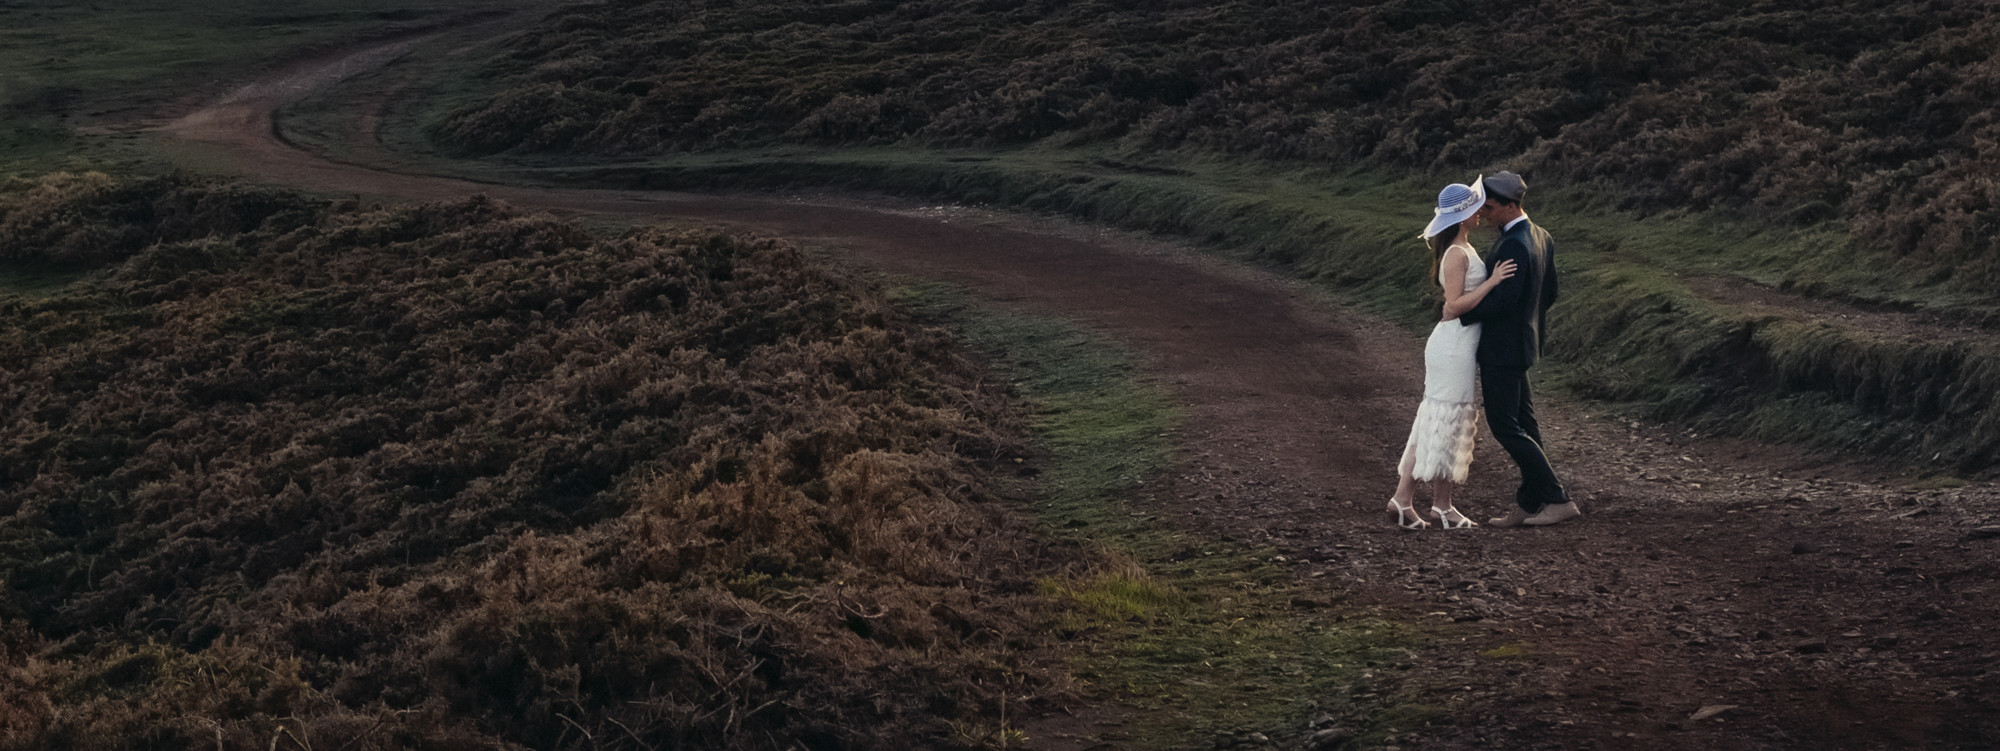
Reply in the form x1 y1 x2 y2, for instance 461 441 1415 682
1402 396 1478 484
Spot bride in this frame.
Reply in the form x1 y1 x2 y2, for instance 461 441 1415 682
1387 178 1516 530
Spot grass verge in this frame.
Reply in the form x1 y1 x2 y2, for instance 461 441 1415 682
891 281 1421 748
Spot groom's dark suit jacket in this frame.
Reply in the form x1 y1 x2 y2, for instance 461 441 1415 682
1460 216 1556 368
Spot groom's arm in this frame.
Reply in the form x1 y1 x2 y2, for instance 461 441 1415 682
1460 238 1528 324
1546 237 1558 305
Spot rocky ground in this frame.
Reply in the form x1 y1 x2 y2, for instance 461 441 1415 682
1157 390 2000 750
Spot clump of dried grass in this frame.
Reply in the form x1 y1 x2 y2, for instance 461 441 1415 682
0 172 316 270
0 175 1065 749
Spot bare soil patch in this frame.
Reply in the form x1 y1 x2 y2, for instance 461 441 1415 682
149 34 2000 750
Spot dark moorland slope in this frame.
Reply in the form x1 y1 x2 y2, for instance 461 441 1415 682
433 0 2000 287
0 174 1062 749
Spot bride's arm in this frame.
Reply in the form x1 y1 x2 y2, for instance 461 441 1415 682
1441 249 1516 321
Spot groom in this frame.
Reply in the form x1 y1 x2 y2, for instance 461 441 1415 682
1460 171 1578 527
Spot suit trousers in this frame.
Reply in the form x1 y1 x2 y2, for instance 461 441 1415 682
1480 365 1568 513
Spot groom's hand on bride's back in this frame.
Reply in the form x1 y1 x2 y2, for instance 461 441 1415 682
1461 243 1529 323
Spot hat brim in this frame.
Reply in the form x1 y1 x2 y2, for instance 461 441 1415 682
1422 176 1485 238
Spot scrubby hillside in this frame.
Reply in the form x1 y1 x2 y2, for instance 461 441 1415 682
0 174 1062 749
432 0 2000 287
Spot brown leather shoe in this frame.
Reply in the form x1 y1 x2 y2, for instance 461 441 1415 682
1524 502 1582 526
1488 507 1533 528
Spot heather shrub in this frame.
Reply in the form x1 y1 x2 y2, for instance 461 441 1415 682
0 178 1061 749
0 172 317 270
430 0 2000 286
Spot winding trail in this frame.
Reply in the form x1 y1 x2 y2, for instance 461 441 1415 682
150 28 2000 751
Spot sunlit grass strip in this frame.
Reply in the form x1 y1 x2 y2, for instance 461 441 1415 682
894 282 1417 749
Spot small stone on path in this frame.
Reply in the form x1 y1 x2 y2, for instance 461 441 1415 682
1689 704 1739 721
1307 730 1350 750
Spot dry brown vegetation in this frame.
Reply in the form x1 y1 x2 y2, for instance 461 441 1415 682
432 0 2000 287
0 173 1065 749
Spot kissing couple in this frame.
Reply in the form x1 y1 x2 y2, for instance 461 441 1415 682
1384 171 1580 530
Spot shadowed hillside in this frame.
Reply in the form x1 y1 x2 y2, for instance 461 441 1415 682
0 174 1064 749
431 0 2000 289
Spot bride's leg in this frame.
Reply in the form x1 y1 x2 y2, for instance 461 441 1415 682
1393 439 1420 505
1386 439 1427 527
1432 479 1458 512
1430 479 1478 527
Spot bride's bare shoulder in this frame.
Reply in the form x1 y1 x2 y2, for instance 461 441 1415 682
1438 244 1472 274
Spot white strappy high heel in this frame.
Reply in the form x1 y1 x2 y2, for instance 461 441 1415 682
1431 506 1480 529
1387 498 1430 530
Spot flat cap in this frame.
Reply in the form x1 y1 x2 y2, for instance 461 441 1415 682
1483 171 1527 203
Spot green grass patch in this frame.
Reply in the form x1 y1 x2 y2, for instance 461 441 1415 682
1914 475 1970 491
893 281 1418 748
1040 565 1187 626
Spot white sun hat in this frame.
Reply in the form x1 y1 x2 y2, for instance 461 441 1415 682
1422 175 1485 238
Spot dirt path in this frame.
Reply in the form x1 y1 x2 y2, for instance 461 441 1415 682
148 32 2000 751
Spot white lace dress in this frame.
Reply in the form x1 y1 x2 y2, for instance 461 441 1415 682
1397 243 1485 483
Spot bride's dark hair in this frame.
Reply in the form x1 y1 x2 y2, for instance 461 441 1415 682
1424 222 1459 288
